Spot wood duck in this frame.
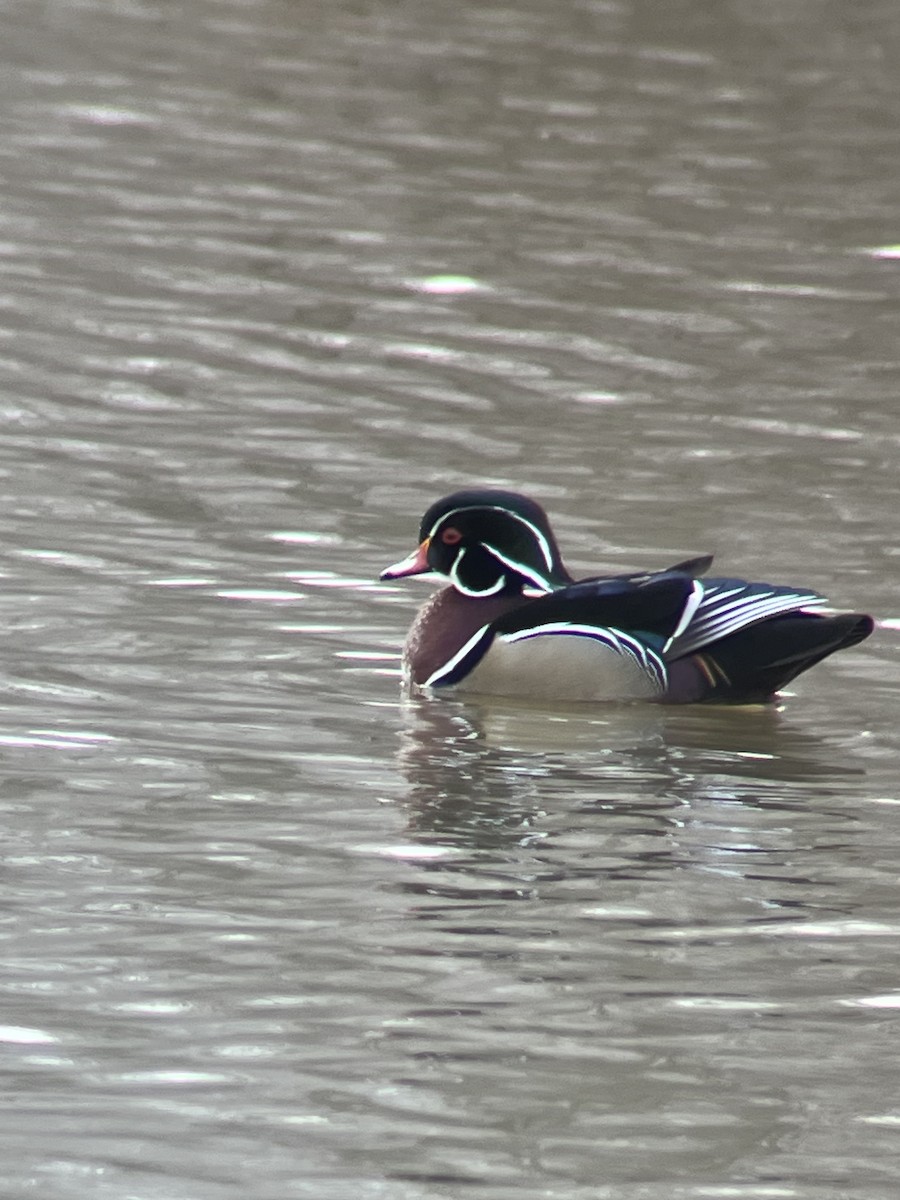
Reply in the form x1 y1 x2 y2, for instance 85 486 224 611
380 488 873 704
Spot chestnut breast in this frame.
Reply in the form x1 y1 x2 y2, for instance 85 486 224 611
403 587 527 687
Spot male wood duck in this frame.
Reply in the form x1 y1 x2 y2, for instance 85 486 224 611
380 488 873 704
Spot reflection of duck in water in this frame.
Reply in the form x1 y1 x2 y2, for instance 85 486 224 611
393 694 865 876
382 489 873 705
397 692 860 801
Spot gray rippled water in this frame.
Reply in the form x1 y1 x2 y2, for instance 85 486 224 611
0 1 899 1198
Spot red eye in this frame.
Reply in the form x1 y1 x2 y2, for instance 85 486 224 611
441 527 463 545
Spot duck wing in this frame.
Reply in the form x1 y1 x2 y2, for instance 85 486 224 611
574 554 714 590
423 572 700 695
492 572 698 643
665 577 827 661
665 554 714 578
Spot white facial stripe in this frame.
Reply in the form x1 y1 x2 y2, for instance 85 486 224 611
428 505 556 574
449 547 507 597
481 542 553 592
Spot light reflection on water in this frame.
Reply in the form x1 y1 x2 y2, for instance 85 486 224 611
0 0 899 1197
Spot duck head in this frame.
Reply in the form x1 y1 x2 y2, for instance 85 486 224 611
381 488 573 596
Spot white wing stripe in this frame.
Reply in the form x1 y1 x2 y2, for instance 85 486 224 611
664 579 704 650
695 593 825 629
669 582 828 658
503 621 620 644
693 599 822 631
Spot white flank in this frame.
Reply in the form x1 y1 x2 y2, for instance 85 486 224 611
449 622 667 701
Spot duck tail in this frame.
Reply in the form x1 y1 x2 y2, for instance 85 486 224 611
668 611 874 704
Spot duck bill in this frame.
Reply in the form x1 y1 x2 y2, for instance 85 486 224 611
380 538 431 580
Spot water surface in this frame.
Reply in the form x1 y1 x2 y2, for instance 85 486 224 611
1 1 899 1197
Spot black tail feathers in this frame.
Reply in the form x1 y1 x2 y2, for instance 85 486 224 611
691 611 874 703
